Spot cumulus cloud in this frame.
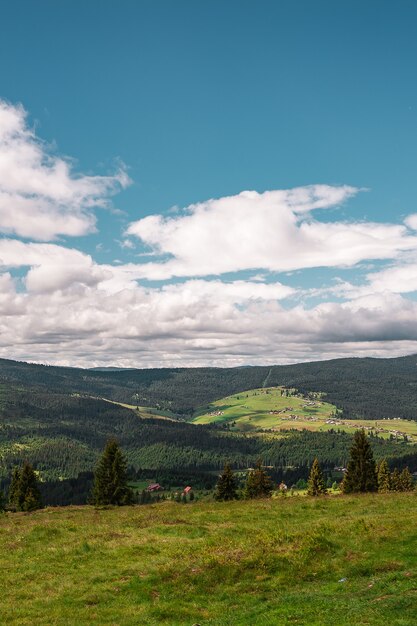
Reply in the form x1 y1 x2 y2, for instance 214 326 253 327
1 98 417 368
0 246 417 367
0 100 129 240
125 186 417 280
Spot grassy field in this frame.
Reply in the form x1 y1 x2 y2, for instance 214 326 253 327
192 387 417 441
1 494 417 625
99 397 178 421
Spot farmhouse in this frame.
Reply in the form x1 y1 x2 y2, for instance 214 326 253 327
147 483 163 492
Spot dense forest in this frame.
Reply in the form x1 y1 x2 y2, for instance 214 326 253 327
1 354 417 419
1 355 417 505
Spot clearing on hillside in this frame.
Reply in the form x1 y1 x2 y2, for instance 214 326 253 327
192 387 417 440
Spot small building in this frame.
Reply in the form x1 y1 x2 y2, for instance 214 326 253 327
183 486 192 494
278 482 288 491
147 483 162 492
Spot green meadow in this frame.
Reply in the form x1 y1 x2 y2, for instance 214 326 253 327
193 387 417 440
1 493 417 625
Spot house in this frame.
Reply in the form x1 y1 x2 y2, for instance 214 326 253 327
147 483 162 492
183 486 192 494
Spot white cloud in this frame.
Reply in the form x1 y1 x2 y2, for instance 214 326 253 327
126 186 417 279
1 98 417 368
404 213 417 230
0 100 130 240
0 249 417 367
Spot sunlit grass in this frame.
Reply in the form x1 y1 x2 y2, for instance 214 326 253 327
193 387 417 441
1 493 417 625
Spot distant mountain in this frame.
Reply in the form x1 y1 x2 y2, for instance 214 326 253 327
0 354 417 419
1 355 417 500
89 367 136 371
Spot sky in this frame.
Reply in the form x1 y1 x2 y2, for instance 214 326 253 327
1 0 417 367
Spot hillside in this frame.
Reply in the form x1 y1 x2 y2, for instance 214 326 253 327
2 493 417 625
193 387 417 440
1 354 417 419
2 355 417 503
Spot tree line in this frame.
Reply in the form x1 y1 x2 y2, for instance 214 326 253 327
1 429 414 512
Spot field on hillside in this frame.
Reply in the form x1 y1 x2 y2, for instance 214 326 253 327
193 387 417 440
1 494 417 625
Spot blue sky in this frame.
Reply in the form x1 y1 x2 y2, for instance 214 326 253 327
0 1 417 366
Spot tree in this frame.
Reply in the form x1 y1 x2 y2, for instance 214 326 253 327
377 459 391 493
342 430 377 494
8 463 42 512
8 467 21 511
244 461 273 499
92 439 133 506
399 467 414 492
391 468 401 492
307 458 327 496
215 463 238 501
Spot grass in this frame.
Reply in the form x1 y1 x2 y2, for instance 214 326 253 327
98 397 179 421
192 387 417 441
1 493 417 625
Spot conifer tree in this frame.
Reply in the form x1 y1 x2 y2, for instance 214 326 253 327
399 467 414 492
244 460 273 499
307 458 327 496
391 467 401 492
8 463 42 512
377 459 391 493
342 430 377 493
215 463 238 501
8 467 21 511
92 439 133 506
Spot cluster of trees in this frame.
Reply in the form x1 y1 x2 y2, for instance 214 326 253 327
214 430 416 501
2 430 415 512
215 462 273 501
377 459 414 492
6 463 42 511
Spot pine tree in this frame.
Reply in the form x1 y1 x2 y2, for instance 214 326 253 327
92 439 133 506
377 459 391 493
391 468 401 492
8 463 42 512
399 467 414 492
215 463 238 501
244 460 273 499
343 430 377 494
307 458 327 496
8 467 22 511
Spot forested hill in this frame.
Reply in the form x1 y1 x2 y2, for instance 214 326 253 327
1 354 417 419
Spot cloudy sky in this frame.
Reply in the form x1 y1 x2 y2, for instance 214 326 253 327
1 1 417 367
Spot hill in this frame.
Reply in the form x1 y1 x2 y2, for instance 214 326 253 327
1 493 417 625
193 387 417 440
2 355 417 504
1 354 417 419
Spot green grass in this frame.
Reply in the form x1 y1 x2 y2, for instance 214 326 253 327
193 387 417 441
1 493 417 625
96 397 178 421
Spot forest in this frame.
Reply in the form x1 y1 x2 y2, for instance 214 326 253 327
1 354 417 419
2 355 417 505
